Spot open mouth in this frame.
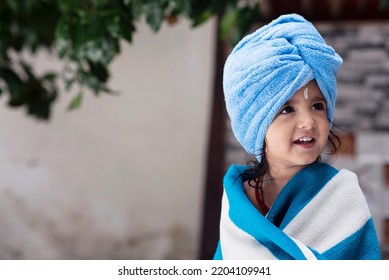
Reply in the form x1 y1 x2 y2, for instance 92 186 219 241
293 137 316 145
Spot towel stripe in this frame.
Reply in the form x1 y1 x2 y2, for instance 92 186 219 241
220 193 278 259
267 162 338 229
323 218 381 259
283 169 371 253
222 165 308 260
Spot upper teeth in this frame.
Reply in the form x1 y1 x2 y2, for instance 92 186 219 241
299 137 312 142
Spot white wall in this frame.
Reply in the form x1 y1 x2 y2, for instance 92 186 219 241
0 18 215 259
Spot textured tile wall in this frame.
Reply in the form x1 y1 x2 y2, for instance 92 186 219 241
320 23 389 131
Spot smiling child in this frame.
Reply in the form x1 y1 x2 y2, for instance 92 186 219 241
214 14 381 260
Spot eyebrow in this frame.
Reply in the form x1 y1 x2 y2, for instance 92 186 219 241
312 96 326 103
283 96 326 106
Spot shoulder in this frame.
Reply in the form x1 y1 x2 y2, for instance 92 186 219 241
328 167 365 197
223 164 249 190
315 163 359 187
335 167 358 182
225 164 248 176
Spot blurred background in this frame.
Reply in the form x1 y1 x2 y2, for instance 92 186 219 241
1 0 389 260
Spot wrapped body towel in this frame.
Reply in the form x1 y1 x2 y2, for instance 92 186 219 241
214 163 381 260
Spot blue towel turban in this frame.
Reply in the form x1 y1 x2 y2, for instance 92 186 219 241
223 14 342 161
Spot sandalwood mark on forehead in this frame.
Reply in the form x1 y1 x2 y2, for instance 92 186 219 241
303 88 309 100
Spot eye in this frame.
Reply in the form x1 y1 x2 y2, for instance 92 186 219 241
280 105 294 114
312 102 325 111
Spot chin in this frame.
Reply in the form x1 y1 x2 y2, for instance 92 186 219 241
296 157 319 166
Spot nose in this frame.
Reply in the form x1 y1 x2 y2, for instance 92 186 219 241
297 111 316 130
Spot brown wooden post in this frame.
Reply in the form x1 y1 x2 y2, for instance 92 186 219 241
198 15 227 260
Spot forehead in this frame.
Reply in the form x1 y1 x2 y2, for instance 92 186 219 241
288 80 325 102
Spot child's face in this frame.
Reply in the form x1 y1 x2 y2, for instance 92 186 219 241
265 80 329 170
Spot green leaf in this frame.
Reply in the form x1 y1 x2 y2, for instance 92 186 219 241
131 0 144 19
6 0 19 13
219 8 238 39
171 0 190 14
119 16 135 43
91 0 110 7
43 72 57 82
68 91 83 111
2 67 23 98
88 61 109 83
233 6 260 43
191 10 213 27
65 78 75 91
145 3 164 32
77 65 102 94
58 0 79 13
107 15 121 38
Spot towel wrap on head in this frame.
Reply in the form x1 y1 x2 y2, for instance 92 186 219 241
223 13 343 161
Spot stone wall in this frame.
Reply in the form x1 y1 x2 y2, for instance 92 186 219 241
320 22 389 131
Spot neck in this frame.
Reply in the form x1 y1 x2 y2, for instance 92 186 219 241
266 164 305 191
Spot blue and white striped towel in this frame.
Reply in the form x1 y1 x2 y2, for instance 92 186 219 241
214 162 381 260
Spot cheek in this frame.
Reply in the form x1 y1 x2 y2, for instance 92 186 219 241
264 126 278 146
265 125 287 151
319 121 330 143
323 120 330 135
